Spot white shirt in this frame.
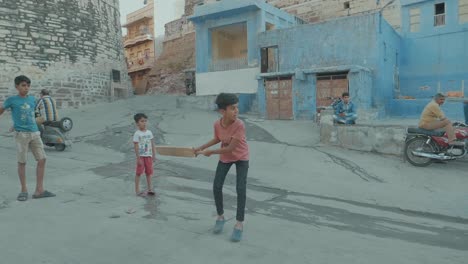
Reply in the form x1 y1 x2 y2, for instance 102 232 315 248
133 130 154 157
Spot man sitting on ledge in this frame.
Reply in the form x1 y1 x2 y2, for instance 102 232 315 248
419 93 464 146
333 92 357 125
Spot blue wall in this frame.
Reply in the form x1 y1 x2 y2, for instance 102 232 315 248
256 14 399 119
399 0 468 99
238 93 257 113
389 99 466 121
294 74 316 119
257 14 380 72
190 0 297 73
377 14 402 116
193 10 261 73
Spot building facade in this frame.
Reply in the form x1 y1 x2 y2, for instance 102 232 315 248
0 0 130 107
149 0 405 98
266 0 402 31
189 0 300 111
123 0 156 94
256 13 400 120
189 0 467 121
389 0 468 120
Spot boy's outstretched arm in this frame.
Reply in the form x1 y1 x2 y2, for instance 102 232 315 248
194 138 220 152
199 138 240 157
0 107 5 116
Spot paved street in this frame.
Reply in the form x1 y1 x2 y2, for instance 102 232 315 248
0 96 467 264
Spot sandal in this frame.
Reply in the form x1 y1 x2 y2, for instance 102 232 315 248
17 192 28 201
32 190 56 199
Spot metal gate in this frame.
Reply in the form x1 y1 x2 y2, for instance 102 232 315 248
316 72 349 108
265 77 293 120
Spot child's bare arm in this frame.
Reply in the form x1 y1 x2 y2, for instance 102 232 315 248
134 142 143 165
151 139 156 160
195 138 220 152
0 107 5 116
134 142 140 159
200 138 240 156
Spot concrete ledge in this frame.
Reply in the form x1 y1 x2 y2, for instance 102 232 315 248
319 110 407 155
320 124 407 155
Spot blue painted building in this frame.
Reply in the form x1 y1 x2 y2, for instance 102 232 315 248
190 0 468 120
390 0 468 120
256 13 400 119
188 0 300 113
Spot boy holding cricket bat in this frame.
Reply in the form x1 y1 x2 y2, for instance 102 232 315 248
195 93 249 242
133 113 156 196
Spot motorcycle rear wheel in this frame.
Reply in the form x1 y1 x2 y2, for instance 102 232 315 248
54 144 66 151
404 137 436 167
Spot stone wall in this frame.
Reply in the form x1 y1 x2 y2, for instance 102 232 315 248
184 0 203 16
147 32 196 94
0 0 130 107
164 16 195 41
266 0 401 30
146 0 198 95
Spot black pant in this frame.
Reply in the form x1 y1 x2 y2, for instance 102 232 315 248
213 160 249 222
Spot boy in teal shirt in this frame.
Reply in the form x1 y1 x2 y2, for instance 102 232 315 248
0 75 55 201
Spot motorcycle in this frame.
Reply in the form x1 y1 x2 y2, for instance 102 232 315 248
404 122 468 167
41 117 73 151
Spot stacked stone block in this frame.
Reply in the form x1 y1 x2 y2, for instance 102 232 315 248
0 0 130 107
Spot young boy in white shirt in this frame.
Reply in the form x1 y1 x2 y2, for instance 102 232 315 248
133 113 156 196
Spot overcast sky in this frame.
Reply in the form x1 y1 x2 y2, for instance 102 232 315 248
119 0 185 36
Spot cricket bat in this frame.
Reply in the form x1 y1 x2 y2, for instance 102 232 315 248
155 146 196 158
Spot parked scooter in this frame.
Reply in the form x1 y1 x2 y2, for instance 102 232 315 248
404 122 468 166
40 117 73 151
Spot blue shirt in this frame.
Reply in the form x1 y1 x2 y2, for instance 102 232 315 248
3 95 39 132
334 101 356 116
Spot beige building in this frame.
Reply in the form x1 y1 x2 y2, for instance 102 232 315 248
123 0 156 94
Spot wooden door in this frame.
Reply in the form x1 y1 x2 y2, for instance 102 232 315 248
278 78 293 120
316 73 349 108
265 77 293 120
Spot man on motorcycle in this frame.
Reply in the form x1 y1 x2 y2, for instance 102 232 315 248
419 93 464 146
333 92 357 124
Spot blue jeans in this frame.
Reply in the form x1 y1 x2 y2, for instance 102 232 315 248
333 113 358 124
464 102 468 124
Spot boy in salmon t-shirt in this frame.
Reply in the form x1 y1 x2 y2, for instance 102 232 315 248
195 93 249 242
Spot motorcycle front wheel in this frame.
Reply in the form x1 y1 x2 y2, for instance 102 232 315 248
404 137 436 167
60 118 73 132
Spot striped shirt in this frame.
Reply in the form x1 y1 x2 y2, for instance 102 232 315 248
35 96 59 121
